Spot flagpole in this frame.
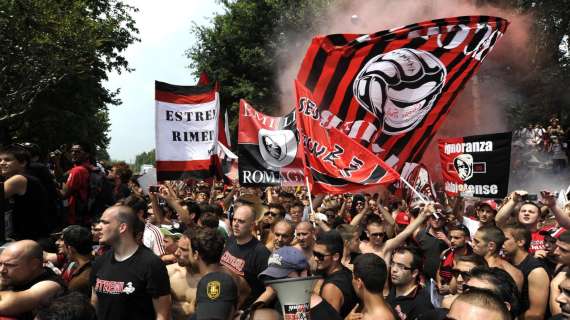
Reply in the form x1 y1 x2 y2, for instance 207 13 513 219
305 176 317 228
398 176 441 219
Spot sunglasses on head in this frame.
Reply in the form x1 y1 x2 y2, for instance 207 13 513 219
313 251 332 261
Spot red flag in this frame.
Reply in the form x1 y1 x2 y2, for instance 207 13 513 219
296 16 509 171
295 80 399 194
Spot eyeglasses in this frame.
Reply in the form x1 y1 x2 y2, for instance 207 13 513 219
313 252 332 261
369 232 386 238
390 261 413 271
451 269 472 280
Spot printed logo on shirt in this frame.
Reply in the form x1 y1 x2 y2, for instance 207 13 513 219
95 279 136 295
207 281 221 300
220 251 246 276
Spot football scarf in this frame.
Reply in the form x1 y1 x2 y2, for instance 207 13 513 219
438 132 512 198
296 16 509 171
155 81 219 181
295 80 400 194
238 99 304 186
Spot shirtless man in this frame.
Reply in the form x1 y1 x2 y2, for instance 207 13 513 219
471 225 524 291
168 229 202 319
359 204 432 264
293 221 316 271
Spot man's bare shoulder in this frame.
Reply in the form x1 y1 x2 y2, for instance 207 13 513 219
167 263 185 277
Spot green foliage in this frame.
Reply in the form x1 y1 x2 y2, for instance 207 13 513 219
0 0 139 154
189 0 570 137
133 149 155 173
187 0 333 145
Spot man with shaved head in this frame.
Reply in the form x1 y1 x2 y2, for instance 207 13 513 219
90 205 171 320
0 240 65 319
272 220 294 252
294 221 316 270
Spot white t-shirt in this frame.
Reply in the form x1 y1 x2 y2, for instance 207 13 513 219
143 223 165 256
462 216 480 239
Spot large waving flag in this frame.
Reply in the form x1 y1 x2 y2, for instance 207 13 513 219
295 81 399 194
155 81 219 181
296 16 509 171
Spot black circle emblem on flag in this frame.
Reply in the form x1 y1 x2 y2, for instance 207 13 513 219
258 129 297 168
453 154 474 181
353 48 447 135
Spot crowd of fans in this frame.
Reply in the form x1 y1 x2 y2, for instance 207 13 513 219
1 142 570 320
512 117 569 184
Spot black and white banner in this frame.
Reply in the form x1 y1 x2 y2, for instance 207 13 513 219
438 132 512 198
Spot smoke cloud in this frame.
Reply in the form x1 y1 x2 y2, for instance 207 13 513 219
275 0 553 191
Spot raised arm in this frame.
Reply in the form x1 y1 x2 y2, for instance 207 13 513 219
495 191 523 228
543 192 570 229
384 204 432 253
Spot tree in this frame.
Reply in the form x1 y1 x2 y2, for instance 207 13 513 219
189 0 570 139
187 0 333 145
133 149 155 173
0 0 139 154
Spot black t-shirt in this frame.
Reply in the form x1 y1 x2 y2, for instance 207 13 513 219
320 265 358 318
12 174 50 240
90 246 170 320
310 298 343 320
220 236 270 308
414 228 449 280
516 254 549 316
387 285 434 320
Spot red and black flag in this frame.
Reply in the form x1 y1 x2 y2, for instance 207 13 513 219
238 100 304 186
296 16 509 171
438 132 512 198
295 81 400 194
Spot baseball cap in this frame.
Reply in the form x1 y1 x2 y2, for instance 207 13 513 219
477 199 497 212
558 230 570 244
395 211 411 225
159 228 182 240
195 272 238 320
259 246 308 280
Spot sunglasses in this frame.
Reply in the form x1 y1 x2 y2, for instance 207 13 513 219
369 232 386 238
313 251 332 261
451 269 472 280
264 212 278 217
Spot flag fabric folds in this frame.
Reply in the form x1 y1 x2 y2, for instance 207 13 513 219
296 16 509 171
155 81 219 181
295 81 400 194
438 132 512 198
238 99 304 186
398 162 437 205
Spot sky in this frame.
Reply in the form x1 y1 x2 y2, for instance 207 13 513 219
105 1 223 162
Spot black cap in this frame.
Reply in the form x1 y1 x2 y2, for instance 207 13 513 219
195 272 237 320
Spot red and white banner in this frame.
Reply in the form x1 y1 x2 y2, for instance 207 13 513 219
155 81 219 181
295 80 400 194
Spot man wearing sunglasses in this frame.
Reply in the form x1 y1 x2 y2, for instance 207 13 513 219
441 255 487 309
313 230 358 318
360 204 433 266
